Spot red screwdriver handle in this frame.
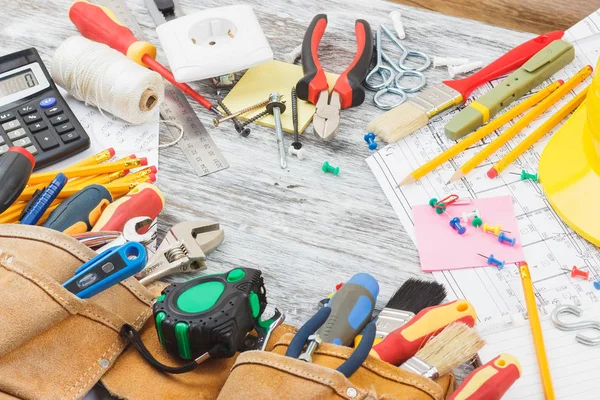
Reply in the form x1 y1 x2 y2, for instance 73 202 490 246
372 300 477 366
448 354 521 400
333 19 373 109
297 14 329 105
68 0 156 67
443 30 564 100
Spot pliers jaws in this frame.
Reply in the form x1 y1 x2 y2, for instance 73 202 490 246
313 91 341 142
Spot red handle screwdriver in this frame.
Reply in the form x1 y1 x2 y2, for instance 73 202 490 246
68 0 220 115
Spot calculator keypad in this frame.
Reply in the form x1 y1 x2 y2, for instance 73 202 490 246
0 91 89 170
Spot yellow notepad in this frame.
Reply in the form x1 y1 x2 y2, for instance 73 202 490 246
222 60 338 134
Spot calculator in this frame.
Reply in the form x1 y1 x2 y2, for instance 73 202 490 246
0 48 90 170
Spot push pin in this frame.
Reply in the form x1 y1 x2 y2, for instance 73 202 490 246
450 217 466 235
461 209 480 223
322 161 340 176
429 198 446 214
562 266 590 280
498 231 516 247
594 282 600 290
364 133 378 150
510 170 539 182
472 216 483 228
483 223 503 236
477 253 505 270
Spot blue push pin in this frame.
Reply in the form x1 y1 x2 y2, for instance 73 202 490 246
364 133 378 150
478 253 505 269
594 282 600 290
498 231 516 247
449 217 466 235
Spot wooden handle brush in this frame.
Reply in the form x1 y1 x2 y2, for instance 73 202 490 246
399 322 485 379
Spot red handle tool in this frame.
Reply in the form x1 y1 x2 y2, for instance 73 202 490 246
296 14 373 109
92 183 164 232
371 300 477 366
443 30 564 100
448 353 521 400
68 0 217 113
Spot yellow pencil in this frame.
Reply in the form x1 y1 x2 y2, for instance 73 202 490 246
69 148 115 168
28 157 147 186
519 262 555 400
71 154 135 188
449 65 593 183
398 81 562 186
488 86 589 178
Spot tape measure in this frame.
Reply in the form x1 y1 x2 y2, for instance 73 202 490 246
153 268 267 360
94 0 229 177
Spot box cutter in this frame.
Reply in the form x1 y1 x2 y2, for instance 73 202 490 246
137 220 224 285
62 242 147 298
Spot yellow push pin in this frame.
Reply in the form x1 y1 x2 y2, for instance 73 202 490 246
483 223 502 236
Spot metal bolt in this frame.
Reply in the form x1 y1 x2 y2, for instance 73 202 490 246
266 92 287 169
218 101 250 136
213 99 270 127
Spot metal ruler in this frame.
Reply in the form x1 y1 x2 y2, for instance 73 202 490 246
95 0 229 177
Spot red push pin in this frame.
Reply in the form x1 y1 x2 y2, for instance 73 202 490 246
562 266 589 280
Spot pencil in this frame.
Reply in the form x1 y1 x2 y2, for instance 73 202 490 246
397 81 561 187
69 148 115 168
449 65 593 183
518 261 555 400
71 154 134 188
27 157 147 186
488 86 589 178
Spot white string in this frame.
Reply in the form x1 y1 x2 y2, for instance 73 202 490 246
51 36 164 125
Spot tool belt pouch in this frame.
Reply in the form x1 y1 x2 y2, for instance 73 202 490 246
0 225 157 400
217 329 457 400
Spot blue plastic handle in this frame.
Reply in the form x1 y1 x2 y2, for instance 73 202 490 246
63 242 147 298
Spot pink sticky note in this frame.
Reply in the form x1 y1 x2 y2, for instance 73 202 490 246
412 196 525 272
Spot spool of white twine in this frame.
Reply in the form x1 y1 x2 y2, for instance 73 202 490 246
51 36 164 125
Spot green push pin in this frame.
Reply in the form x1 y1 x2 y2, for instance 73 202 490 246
472 216 483 227
322 161 340 176
428 198 445 214
511 170 539 182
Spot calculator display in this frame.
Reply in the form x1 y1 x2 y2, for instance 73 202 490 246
0 69 39 97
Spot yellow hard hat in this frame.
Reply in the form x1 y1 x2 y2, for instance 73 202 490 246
540 59 600 245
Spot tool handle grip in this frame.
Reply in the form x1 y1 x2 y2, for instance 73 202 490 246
297 14 329 105
0 147 34 214
68 0 156 66
448 354 521 400
44 185 113 234
318 273 379 346
443 30 564 100
372 300 476 366
333 20 373 109
92 183 164 232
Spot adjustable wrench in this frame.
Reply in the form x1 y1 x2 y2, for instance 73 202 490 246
137 220 224 285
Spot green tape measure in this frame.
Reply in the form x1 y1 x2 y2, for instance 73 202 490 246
153 268 267 360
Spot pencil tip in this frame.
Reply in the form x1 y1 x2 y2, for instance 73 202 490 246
398 176 415 187
448 171 462 183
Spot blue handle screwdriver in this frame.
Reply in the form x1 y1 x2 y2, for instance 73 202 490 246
297 273 379 362
20 173 68 225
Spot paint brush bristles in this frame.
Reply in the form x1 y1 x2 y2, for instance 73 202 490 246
367 102 429 143
386 278 447 314
415 322 484 376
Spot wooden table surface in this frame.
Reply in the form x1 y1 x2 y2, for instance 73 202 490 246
0 0 536 326
1 2 542 395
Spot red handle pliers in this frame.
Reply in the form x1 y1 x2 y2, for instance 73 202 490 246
296 14 373 141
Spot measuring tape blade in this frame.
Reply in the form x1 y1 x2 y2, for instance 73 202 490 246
94 0 229 177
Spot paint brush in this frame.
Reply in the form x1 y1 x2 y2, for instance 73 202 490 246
367 31 564 144
400 322 484 379
375 278 447 340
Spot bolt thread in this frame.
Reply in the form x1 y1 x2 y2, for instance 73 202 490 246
235 99 270 116
240 109 269 128
217 100 245 133
291 87 299 143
